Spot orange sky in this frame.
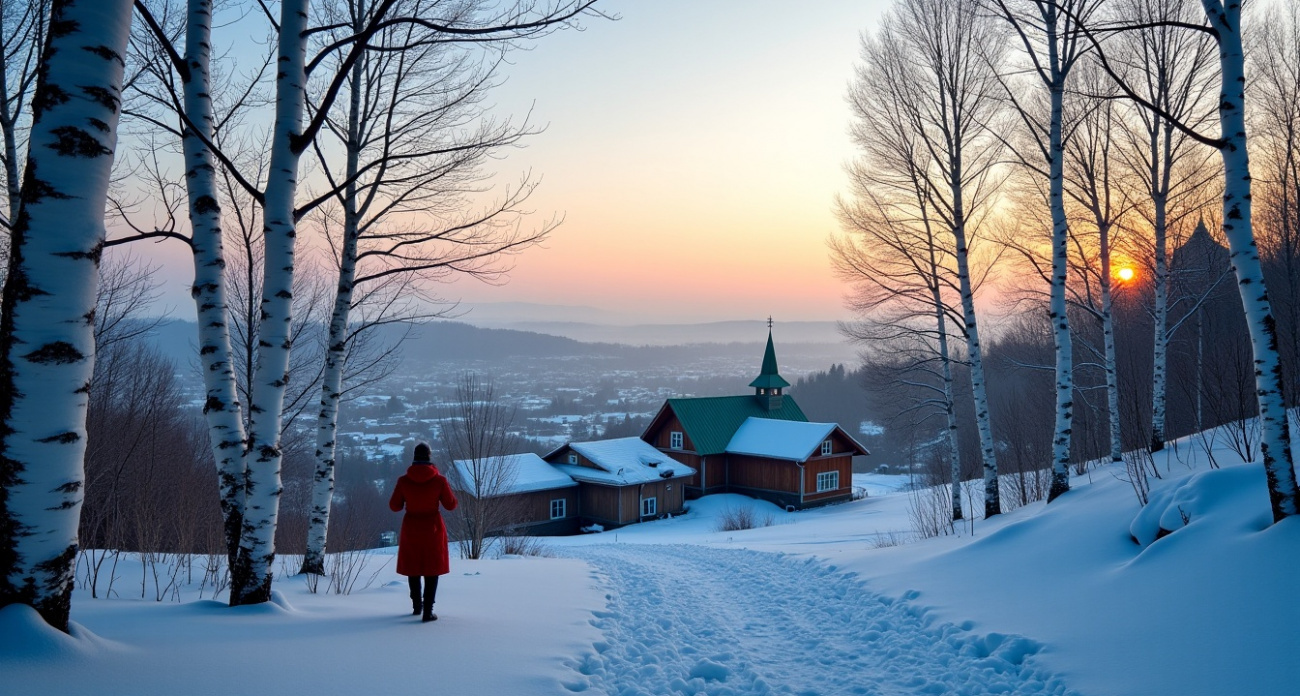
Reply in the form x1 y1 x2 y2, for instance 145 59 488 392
126 1 887 324
435 1 887 322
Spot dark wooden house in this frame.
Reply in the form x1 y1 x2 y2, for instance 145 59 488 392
544 437 695 529
642 328 868 508
449 453 581 536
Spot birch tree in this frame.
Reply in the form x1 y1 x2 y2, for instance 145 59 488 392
1079 0 1300 521
1061 68 1128 466
0 0 134 632
227 0 601 605
868 0 1008 517
1107 0 1219 452
300 0 551 575
834 13 977 520
988 0 1102 502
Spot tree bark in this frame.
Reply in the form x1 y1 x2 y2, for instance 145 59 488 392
1201 0 1299 522
178 0 249 571
229 0 310 606
0 0 133 632
1045 3 1074 504
303 35 365 576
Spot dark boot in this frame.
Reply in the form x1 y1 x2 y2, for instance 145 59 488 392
421 575 438 622
408 577 421 616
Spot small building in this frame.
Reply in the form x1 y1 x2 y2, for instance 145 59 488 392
642 327 868 508
724 417 864 509
545 437 695 529
449 453 580 536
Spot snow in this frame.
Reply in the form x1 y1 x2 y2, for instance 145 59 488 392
725 417 838 461
450 453 578 496
552 436 696 485
4 428 1297 696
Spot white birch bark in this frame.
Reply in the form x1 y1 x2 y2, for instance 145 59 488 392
953 178 999 516
1100 224 1122 464
933 276 963 522
0 0 132 631
229 0 310 606
302 46 364 577
1044 3 1075 503
1200 0 1299 521
178 0 249 567
1149 184 1169 451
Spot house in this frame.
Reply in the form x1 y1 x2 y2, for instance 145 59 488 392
642 328 869 508
544 437 696 529
723 417 865 509
448 453 581 536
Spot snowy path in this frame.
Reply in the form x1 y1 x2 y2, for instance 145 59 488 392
563 545 1074 696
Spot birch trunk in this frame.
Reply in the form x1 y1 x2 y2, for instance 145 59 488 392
952 201 998 516
0 0 132 632
1201 1 1299 522
229 0 310 606
302 48 364 577
1100 225 1122 464
180 0 248 569
929 242 963 522
1149 187 1169 452
1045 5 1074 503
938 311 963 522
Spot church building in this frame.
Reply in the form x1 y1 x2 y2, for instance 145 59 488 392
641 328 868 509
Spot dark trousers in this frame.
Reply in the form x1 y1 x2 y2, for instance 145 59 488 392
408 575 438 610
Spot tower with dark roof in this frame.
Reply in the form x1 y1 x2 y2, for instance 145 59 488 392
748 323 790 411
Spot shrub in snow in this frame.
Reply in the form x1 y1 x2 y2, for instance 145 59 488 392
498 536 553 558
716 505 774 532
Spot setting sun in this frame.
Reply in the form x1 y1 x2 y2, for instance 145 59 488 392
1117 267 1136 282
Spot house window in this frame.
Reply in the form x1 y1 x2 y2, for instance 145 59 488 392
670 431 683 449
641 497 657 517
816 471 839 492
821 439 833 456
568 453 578 465
550 499 567 520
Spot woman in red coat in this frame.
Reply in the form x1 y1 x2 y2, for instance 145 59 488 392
388 443 458 622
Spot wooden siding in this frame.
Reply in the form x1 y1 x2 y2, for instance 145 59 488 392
575 478 688 527
579 484 622 526
508 488 579 526
802 455 853 502
726 454 800 494
663 450 702 489
645 412 696 453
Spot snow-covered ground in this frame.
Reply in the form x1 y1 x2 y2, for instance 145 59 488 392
3 433 1297 696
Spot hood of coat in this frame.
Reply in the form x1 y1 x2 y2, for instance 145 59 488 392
405 463 441 483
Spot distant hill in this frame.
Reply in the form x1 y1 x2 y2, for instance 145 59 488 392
460 319 846 346
139 319 857 374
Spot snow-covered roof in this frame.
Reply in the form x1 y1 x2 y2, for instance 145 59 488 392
551 437 695 486
450 453 577 497
725 418 840 461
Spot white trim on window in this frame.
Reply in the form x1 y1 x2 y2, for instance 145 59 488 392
820 439 833 456
550 498 566 520
816 471 839 492
568 453 578 465
670 431 683 449
641 496 657 517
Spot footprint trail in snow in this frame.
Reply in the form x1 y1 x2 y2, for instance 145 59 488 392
563 544 1075 696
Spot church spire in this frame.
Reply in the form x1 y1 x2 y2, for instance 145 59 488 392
749 321 790 410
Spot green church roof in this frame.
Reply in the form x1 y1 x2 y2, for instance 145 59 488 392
748 330 790 389
665 395 808 456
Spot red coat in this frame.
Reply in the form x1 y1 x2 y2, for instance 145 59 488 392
388 464 458 577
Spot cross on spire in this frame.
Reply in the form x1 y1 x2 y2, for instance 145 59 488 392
767 316 773 330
